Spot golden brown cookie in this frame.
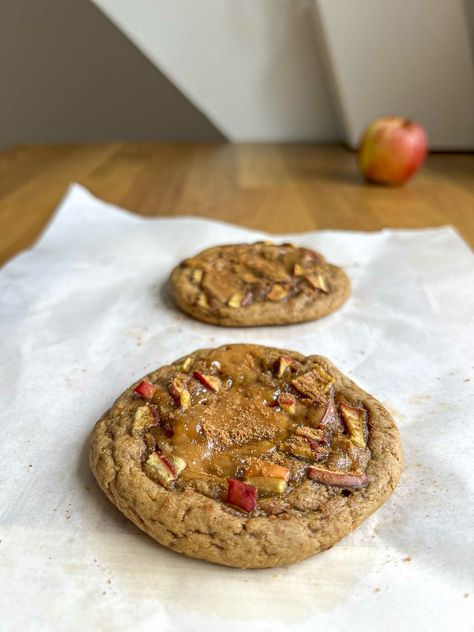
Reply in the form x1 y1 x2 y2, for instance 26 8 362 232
169 242 350 326
90 344 402 569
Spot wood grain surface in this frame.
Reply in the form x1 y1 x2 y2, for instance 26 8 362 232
0 143 472 264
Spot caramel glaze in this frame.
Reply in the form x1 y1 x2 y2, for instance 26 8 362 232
137 345 371 513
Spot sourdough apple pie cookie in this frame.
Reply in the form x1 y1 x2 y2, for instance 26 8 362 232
90 344 402 568
169 242 350 326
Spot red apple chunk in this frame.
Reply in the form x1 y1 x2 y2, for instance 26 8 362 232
278 393 296 414
226 478 257 513
307 466 368 488
193 370 221 392
134 380 157 400
145 451 187 487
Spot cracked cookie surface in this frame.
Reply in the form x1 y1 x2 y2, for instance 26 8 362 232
169 242 351 326
90 344 402 568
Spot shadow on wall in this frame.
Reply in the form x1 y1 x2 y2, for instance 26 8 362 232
0 0 225 149
226 0 340 141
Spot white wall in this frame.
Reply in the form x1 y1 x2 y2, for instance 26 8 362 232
316 0 474 149
91 0 340 142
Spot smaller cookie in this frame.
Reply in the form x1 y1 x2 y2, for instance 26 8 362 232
169 241 350 327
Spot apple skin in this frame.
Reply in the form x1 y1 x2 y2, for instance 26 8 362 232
358 116 428 185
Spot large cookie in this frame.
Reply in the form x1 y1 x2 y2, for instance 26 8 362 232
169 242 350 326
90 344 402 569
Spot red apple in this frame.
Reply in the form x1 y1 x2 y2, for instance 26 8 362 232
193 370 221 392
358 116 428 185
134 380 157 400
226 478 257 512
307 466 368 488
277 393 296 414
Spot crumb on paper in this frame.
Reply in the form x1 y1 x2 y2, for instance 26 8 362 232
403 556 412 562
373 587 381 593
464 378 470 382
464 593 470 598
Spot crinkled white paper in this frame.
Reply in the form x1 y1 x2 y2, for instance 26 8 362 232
1 184 473 632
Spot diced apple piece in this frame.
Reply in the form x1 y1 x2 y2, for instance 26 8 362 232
307 466 368 488
280 436 314 460
304 273 329 293
241 288 253 306
275 355 296 378
227 292 243 308
169 376 191 409
244 460 290 481
295 426 327 445
191 268 203 284
245 476 287 495
293 263 305 276
179 389 191 409
301 248 323 263
197 292 210 309
144 451 187 487
280 433 326 461
226 479 257 513
292 366 334 399
166 453 186 476
133 405 154 430
193 370 221 392
180 356 193 373
278 393 296 414
267 284 289 302
134 380 157 400
319 398 337 433
339 402 366 448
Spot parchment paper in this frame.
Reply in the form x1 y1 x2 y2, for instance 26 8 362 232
1 184 473 632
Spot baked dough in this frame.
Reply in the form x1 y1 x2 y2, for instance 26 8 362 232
90 344 401 568
169 242 350 326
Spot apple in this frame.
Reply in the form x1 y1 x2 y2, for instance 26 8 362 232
281 436 314 460
226 479 257 512
227 292 244 308
339 402 366 448
244 461 290 496
191 268 203 284
134 405 155 430
275 355 296 378
278 393 296 415
358 116 428 185
134 380 157 400
245 461 290 481
169 376 192 409
145 451 186 486
319 398 337 433
266 284 289 302
292 365 334 399
307 466 368 488
193 370 221 392
303 273 328 293
180 356 193 373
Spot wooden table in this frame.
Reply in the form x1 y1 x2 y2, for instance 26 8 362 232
0 143 473 264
